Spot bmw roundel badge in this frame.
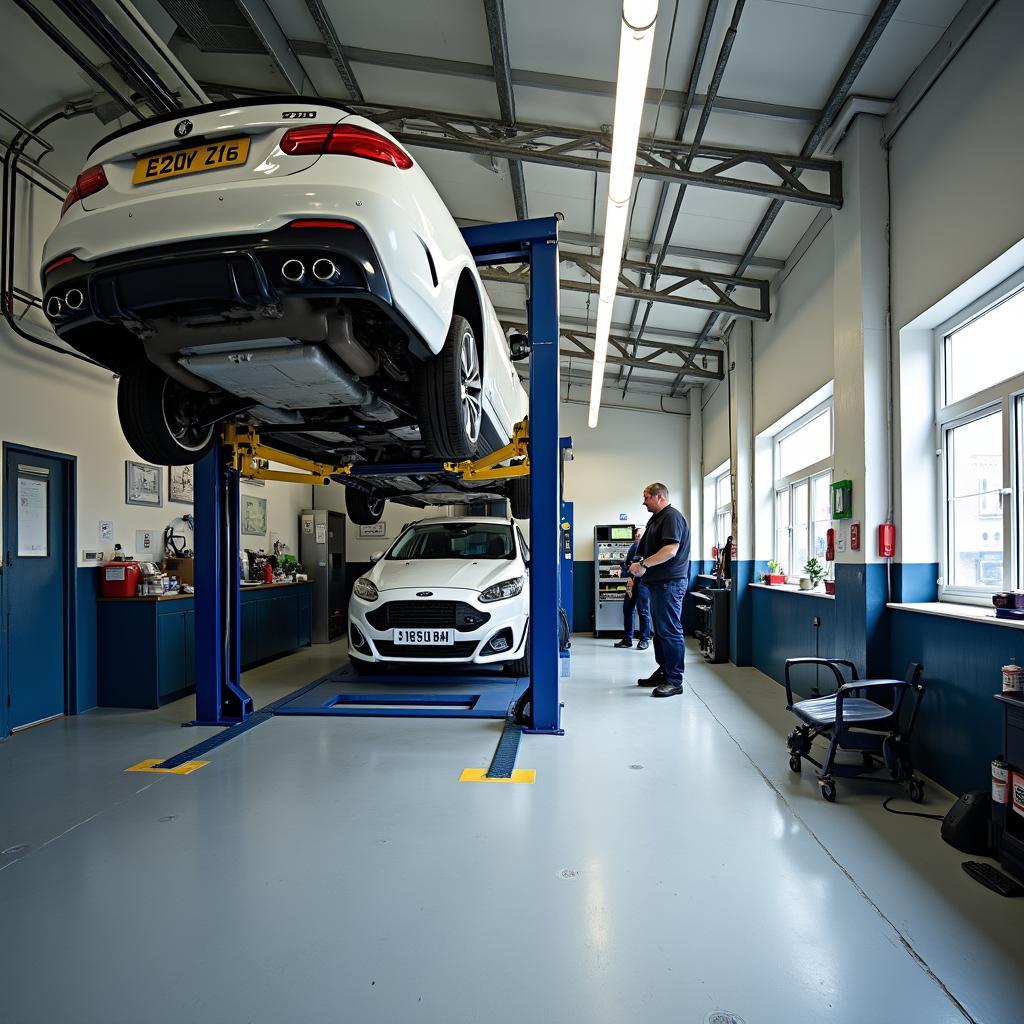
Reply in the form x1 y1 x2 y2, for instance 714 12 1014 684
416 591 434 597
174 119 193 138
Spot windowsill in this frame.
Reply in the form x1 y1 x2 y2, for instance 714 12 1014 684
749 582 835 600
887 600 1024 629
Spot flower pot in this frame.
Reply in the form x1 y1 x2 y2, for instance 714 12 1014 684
824 580 836 595
767 574 786 585
798 577 813 591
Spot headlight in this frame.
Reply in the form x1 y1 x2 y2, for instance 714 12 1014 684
353 577 379 602
479 576 524 603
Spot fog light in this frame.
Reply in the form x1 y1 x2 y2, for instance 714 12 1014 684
350 624 368 650
487 628 513 652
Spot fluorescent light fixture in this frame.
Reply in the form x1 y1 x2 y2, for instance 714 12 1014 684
588 0 658 428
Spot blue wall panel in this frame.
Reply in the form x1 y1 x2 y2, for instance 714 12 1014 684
75 567 100 713
892 562 939 603
751 586 837 687
889 609 1008 795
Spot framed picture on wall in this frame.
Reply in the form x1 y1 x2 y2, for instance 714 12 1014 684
125 460 162 507
241 494 267 535
168 464 194 504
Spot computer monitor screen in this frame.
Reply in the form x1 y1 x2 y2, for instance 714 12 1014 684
611 526 633 540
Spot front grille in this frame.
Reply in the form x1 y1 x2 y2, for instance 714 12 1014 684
365 601 490 632
374 640 479 659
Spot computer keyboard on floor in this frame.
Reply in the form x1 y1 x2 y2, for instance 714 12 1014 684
962 860 1024 897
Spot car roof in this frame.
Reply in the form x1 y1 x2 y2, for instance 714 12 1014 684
407 517 514 527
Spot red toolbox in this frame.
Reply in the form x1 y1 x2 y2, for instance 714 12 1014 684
100 561 142 598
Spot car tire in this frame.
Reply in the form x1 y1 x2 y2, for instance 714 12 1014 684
508 472 530 520
504 653 530 677
117 361 216 466
418 314 482 460
345 487 385 525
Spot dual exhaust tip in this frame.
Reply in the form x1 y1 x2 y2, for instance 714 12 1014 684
45 288 84 319
281 258 339 284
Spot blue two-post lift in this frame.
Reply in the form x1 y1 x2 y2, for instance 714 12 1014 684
190 216 563 736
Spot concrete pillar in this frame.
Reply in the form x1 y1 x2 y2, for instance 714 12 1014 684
729 320 755 665
832 113 890 675
688 387 703 566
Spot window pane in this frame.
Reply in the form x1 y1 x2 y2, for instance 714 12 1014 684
812 472 831 521
716 511 730 547
778 409 831 478
793 481 809 527
716 472 730 508
947 412 1003 589
775 489 790 530
945 286 1024 405
793 527 809 575
812 521 829 562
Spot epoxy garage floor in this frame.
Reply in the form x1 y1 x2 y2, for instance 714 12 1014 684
1 638 1021 1024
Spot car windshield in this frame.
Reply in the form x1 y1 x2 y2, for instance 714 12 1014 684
387 523 515 560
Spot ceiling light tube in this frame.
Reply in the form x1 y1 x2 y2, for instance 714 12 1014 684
589 0 658 428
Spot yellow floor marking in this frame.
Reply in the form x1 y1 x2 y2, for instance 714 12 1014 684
459 768 535 784
125 759 209 775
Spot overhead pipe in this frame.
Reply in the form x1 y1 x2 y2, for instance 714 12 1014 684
50 0 183 114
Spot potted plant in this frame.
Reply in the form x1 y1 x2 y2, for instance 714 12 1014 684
824 576 836 595
763 559 786 585
801 556 828 591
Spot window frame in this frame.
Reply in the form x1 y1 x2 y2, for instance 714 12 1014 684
713 464 732 551
772 399 833 578
934 269 1024 604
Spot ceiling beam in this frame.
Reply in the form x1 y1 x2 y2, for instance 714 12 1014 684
481 255 769 320
235 0 314 94
350 102 842 208
482 0 527 220
492 306 708 343
290 43 820 123
301 0 364 101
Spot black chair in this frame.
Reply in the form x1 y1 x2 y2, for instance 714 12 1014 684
784 658 926 803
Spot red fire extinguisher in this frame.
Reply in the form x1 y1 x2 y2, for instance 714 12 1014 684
878 522 896 559
825 528 835 561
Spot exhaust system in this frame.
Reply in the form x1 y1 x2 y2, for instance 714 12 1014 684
281 259 305 283
312 258 339 283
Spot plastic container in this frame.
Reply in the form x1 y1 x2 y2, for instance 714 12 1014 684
1002 662 1022 694
101 561 142 598
993 758 1009 804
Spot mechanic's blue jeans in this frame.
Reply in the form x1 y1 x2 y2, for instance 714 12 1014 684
622 582 651 642
647 577 688 683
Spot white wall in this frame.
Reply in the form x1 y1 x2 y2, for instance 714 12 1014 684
890 0 1024 333
752 219 835 435
560 402 688 561
701 376 729 474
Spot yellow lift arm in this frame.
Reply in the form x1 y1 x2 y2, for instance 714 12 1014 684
221 418 530 486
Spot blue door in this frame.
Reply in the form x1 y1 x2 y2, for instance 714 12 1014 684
3 448 70 731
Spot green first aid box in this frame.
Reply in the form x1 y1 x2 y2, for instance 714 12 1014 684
831 479 853 519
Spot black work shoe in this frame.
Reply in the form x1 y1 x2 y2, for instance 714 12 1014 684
613 639 633 648
651 682 684 698
637 670 664 687
636 639 650 650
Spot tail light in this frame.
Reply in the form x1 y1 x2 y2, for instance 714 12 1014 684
60 165 108 217
280 124 413 169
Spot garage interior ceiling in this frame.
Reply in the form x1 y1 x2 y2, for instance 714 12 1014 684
1 0 967 413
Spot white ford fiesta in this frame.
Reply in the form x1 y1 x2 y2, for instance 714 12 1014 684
39 97 529 522
348 518 530 674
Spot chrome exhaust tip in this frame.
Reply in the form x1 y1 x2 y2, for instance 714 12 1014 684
65 288 85 310
312 258 338 282
45 295 63 318
281 258 306 283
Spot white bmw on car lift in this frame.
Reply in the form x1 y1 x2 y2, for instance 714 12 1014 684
348 518 530 674
39 97 530 522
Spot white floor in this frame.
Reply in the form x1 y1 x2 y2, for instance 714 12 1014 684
0 637 1020 1024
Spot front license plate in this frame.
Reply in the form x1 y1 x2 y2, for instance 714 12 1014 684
393 628 454 645
132 137 251 185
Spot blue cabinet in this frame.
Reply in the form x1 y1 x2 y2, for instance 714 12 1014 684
98 584 311 708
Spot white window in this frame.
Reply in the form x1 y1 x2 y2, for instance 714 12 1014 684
936 273 1024 601
713 465 732 551
774 401 833 578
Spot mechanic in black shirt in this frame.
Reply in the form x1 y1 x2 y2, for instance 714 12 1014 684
629 482 691 697
615 526 651 649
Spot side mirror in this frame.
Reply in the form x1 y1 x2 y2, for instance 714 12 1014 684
370 550 384 563
508 333 530 361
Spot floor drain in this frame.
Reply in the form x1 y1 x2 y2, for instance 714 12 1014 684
559 868 579 879
2 844 29 856
158 816 177 822
629 764 644 770
704 1012 746 1024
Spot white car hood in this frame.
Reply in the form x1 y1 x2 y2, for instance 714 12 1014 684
369 558 522 593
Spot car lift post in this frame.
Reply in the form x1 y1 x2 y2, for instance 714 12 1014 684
192 443 253 726
462 215 563 734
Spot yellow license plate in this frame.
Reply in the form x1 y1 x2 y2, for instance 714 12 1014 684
132 137 251 185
